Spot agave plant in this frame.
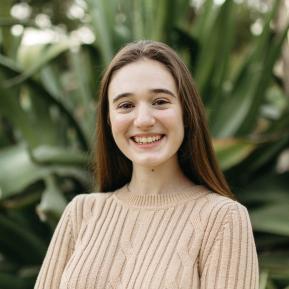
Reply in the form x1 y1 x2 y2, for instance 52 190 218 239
0 0 288 288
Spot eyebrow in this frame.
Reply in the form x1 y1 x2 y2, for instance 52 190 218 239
112 88 176 104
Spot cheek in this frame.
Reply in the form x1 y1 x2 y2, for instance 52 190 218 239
159 109 184 132
110 114 131 138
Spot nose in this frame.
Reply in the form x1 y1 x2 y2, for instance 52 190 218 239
134 103 156 128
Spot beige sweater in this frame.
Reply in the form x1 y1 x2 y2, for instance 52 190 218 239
34 184 259 289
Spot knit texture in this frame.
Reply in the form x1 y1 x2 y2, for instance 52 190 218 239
34 184 259 289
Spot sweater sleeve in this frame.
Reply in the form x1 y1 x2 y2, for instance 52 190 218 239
34 198 77 289
199 202 259 289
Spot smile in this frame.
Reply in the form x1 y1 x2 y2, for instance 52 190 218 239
131 134 164 144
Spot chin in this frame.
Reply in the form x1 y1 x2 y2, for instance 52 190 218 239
131 155 171 168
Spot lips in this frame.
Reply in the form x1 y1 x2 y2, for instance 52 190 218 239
130 134 165 144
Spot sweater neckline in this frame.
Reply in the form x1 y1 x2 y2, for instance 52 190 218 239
112 183 209 209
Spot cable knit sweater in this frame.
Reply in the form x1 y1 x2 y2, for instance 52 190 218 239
34 184 259 289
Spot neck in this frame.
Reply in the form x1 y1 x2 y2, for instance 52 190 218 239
128 157 195 195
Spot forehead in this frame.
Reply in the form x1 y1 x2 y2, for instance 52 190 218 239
108 59 177 98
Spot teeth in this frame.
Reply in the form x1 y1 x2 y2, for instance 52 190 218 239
133 135 162 144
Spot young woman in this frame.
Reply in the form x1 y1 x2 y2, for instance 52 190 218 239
34 40 259 289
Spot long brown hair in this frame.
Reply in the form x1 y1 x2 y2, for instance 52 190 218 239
94 40 235 199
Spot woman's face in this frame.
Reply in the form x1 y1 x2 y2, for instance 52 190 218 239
108 58 184 168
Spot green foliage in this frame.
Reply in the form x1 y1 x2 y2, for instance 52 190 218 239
0 0 289 288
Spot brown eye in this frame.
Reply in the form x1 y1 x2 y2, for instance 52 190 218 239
153 99 169 106
118 102 134 110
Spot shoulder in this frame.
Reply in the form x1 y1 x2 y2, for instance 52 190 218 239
69 191 113 215
194 189 250 231
70 191 113 206
197 190 253 247
67 192 113 232
208 191 249 221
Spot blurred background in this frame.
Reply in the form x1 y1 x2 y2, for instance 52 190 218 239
0 0 288 288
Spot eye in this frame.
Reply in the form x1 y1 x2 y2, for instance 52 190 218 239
153 98 170 106
117 102 134 110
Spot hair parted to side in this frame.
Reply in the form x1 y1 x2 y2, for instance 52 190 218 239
94 40 235 199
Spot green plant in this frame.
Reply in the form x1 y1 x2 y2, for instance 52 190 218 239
0 0 288 288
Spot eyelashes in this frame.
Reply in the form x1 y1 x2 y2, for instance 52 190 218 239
153 99 169 106
117 98 170 110
117 102 134 110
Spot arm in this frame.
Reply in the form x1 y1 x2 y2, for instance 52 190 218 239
199 202 259 289
34 198 76 289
